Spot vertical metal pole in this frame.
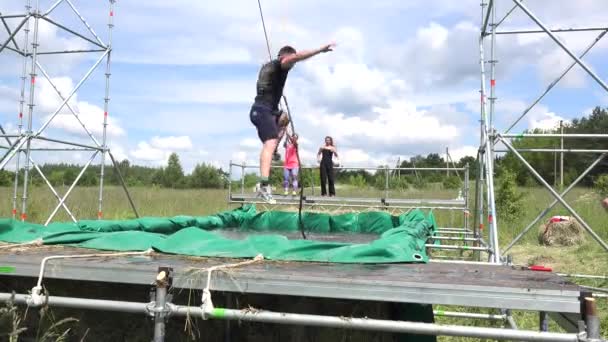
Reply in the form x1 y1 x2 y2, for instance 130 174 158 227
446 147 450 177
97 0 114 219
479 0 500 263
539 312 548 332
227 160 233 201
240 164 245 195
384 165 389 199
12 0 31 219
464 165 470 231
560 120 564 189
20 0 41 221
153 268 171 342
584 297 600 340
311 166 315 196
488 1 497 131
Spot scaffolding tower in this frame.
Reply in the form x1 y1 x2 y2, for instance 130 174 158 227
476 0 608 263
0 0 138 224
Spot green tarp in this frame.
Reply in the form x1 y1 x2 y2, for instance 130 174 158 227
0 205 436 263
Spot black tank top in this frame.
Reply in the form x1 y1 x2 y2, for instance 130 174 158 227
321 148 333 164
254 59 289 110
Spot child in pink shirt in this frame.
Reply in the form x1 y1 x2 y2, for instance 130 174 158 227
283 134 299 196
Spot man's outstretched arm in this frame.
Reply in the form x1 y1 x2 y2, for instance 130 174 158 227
281 43 335 69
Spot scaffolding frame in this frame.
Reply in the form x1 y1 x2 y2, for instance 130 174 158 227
0 0 138 223
477 0 608 260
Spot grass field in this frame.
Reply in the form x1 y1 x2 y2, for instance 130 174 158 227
0 185 606 340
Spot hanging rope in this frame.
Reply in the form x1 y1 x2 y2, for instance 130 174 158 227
256 0 307 239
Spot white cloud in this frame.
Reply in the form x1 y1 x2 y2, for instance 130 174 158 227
448 145 478 160
529 111 568 130
130 141 170 164
239 138 259 150
150 136 193 150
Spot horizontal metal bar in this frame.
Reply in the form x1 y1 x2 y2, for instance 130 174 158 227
229 200 466 211
33 49 107 55
0 14 27 19
230 163 466 172
201 307 579 342
0 292 582 341
556 273 608 280
0 293 146 314
430 236 480 242
33 136 104 150
41 16 106 49
231 194 465 206
494 149 608 153
430 231 474 235
501 133 608 139
496 27 608 35
428 259 500 265
21 148 97 152
426 244 488 252
434 310 506 321
0 135 21 138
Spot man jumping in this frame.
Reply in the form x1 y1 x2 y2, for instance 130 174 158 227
250 43 335 203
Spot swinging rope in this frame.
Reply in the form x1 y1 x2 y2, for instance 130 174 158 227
256 0 307 239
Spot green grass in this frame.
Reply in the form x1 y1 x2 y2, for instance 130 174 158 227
0 185 606 340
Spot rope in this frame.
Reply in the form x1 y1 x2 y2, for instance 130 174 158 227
201 254 264 319
256 0 307 239
29 249 153 306
0 238 43 250
256 0 272 61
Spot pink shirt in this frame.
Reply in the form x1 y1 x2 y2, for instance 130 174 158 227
284 144 299 169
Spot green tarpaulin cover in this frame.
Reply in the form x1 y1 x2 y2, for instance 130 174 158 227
0 205 436 263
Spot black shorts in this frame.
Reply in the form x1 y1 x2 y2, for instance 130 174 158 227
250 104 279 142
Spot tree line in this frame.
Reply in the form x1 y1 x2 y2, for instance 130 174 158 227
1 107 606 190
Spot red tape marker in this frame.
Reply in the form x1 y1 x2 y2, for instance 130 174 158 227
490 79 496 87
11 209 17 215
20 213 27 221
529 265 552 272
97 211 103 219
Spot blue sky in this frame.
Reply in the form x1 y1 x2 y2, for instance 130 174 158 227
1 0 607 173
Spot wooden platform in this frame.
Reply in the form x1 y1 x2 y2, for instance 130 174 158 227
0 246 582 315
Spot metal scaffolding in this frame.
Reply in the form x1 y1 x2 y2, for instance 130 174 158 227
476 0 608 258
0 0 138 223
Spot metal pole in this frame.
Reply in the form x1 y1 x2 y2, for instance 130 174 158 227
512 0 608 93
496 27 608 35
488 1 497 131
152 269 170 342
539 312 548 332
0 292 582 342
493 148 608 153
499 136 608 251
241 163 245 195
481 0 493 36
11 0 31 219
584 297 600 340
20 0 41 221
201 307 579 342
41 16 106 49
504 30 607 133
426 244 488 252
98 0 114 220
446 147 449 177
41 0 65 17
227 160 233 201
560 120 564 189
502 153 606 253
479 7 500 262
434 310 506 321
501 133 608 138
384 165 389 199
464 164 470 232
108 151 139 218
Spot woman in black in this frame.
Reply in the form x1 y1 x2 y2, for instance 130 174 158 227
317 136 339 197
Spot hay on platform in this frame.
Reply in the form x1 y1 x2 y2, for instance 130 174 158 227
538 218 585 246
